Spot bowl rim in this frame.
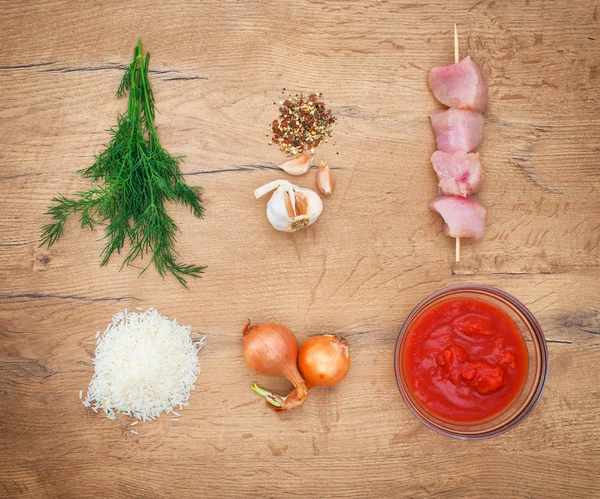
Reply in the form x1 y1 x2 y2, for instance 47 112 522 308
394 284 549 440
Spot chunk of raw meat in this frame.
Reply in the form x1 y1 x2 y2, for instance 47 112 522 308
431 151 483 197
428 56 488 113
430 109 484 153
429 196 487 239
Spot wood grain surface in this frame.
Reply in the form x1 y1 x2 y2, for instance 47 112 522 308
1 0 599 497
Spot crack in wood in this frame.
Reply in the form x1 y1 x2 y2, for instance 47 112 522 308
0 62 55 70
521 166 567 194
183 164 279 175
164 76 207 81
0 241 35 247
0 173 40 180
508 124 568 194
43 65 180 75
43 64 127 73
559 310 600 336
451 269 554 276
183 164 343 176
332 105 376 119
0 293 140 303
32 63 206 79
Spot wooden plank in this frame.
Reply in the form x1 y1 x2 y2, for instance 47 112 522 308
1 0 599 497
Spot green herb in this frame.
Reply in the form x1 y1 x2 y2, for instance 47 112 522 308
41 40 205 286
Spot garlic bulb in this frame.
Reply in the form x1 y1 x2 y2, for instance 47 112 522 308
277 153 313 176
316 161 334 195
254 180 323 232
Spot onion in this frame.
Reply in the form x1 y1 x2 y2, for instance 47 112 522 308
298 335 351 389
254 334 351 411
243 321 308 409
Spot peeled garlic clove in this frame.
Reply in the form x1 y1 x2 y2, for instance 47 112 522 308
254 180 323 232
316 161 334 195
278 153 313 176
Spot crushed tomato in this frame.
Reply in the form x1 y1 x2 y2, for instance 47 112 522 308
402 298 528 424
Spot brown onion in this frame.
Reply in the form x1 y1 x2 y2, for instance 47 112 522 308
243 321 308 409
298 335 351 389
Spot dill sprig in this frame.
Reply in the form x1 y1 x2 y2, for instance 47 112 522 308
40 40 205 287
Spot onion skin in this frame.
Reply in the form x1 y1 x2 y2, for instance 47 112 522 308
298 335 351 389
243 321 308 409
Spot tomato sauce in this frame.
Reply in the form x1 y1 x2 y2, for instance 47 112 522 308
403 298 528 424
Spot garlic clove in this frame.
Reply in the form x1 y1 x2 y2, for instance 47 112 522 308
278 153 313 176
254 179 286 199
265 185 295 231
293 191 309 216
254 179 323 232
296 187 322 222
284 191 296 218
316 161 335 195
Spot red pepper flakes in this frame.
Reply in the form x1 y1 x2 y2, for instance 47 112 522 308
269 92 336 156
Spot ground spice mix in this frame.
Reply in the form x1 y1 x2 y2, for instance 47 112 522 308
270 92 336 156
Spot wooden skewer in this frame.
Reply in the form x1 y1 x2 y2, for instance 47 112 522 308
454 23 459 64
454 23 461 262
456 235 461 262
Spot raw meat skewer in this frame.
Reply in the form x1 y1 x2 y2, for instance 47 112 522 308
429 25 488 261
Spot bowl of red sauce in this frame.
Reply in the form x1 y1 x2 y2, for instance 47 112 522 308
395 285 548 439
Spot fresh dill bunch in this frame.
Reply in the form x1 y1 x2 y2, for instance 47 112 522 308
40 40 205 287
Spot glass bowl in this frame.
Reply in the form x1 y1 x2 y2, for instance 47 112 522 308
394 284 548 440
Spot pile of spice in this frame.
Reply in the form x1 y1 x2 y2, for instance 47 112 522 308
270 92 336 156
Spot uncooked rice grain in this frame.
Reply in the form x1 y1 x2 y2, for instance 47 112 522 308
81 308 204 423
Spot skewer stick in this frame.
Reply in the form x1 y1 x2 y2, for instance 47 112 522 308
454 23 459 64
456 235 461 262
454 23 461 262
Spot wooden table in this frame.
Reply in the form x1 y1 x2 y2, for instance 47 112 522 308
1 1 599 497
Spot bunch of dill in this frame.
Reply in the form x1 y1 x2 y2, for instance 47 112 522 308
41 40 205 287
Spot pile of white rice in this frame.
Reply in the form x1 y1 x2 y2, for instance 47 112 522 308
82 308 204 423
